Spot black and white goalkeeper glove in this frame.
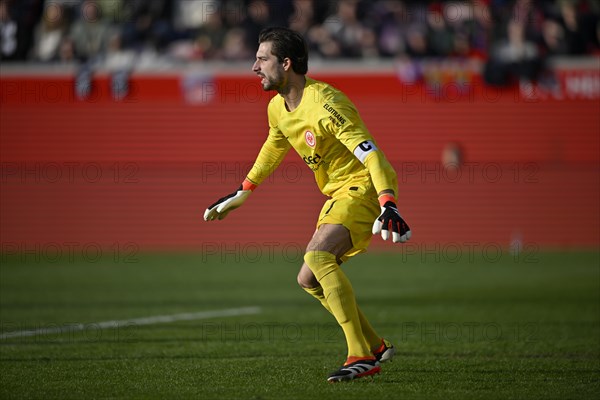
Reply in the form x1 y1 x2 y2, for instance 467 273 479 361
372 194 412 243
203 180 256 221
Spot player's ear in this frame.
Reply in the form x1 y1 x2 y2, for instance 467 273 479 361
282 57 291 71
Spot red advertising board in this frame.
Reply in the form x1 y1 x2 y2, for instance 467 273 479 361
1 68 598 252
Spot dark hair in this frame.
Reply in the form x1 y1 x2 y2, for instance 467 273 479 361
258 27 308 75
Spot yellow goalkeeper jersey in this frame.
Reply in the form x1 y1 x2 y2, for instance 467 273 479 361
246 77 398 199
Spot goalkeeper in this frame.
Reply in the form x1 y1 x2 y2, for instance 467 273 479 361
204 27 412 382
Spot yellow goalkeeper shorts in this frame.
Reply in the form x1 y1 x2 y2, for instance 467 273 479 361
316 185 381 262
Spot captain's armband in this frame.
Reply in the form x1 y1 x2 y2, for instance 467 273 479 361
353 140 378 163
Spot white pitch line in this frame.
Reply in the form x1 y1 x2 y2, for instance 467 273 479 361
0 306 262 340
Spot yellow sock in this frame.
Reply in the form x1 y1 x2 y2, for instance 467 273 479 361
303 285 382 352
357 307 383 352
304 251 373 360
303 285 333 313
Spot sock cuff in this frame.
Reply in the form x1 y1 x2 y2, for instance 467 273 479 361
304 251 338 281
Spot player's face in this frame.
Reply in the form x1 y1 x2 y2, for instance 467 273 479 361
252 41 285 91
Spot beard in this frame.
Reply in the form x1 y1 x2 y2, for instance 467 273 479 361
261 70 285 92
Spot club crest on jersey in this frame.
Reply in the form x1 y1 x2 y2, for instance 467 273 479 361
305 131 316 148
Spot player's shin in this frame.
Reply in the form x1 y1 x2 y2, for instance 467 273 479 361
303 285 381 352
302 285 333 314
303 251 373 361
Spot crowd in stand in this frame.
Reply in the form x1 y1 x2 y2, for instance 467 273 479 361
1 0 598 84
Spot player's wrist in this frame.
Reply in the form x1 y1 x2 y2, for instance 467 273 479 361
242 179 257 191
378 193 396 207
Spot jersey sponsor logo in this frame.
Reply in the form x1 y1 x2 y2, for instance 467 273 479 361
303 153 321 165
353 140 378 163
305 130 316 148
323 103 346 127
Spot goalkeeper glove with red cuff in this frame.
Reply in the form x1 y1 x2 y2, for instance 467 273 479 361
203 180 256 221
372 194 412 243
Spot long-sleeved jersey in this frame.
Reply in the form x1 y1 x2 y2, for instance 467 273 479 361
246 77 398 199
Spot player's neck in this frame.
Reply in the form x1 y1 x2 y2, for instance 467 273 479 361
280 75 306 112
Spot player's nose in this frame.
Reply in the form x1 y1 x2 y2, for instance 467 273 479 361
252 61 260 72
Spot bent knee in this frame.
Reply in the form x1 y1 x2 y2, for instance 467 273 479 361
297 275 314 289
297 266 319 289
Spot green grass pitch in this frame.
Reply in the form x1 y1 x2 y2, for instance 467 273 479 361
1 250 599 399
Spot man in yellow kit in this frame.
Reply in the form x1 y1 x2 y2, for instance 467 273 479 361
204 27 412 382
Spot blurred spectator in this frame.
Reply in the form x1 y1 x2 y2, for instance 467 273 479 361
454 0 493 59
484 20 542 86
122 0 174 52
31 2 70 62
174 0 214 31
96 0 123 22
0 0 18 60
70 0 113 61
289 0 315 35
105 29 136 70
596 15 600 52
322 0 379 58
0 0 44 61
307 24 342 58
442 141 463 168
194 6 228 59
241 0 270 50
426 3 454 57
541 18 569 55
376 0 409 57
4 0 598 74
405 24 431 58
221 26 252 60
558 0 594 54
222 0 246 29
